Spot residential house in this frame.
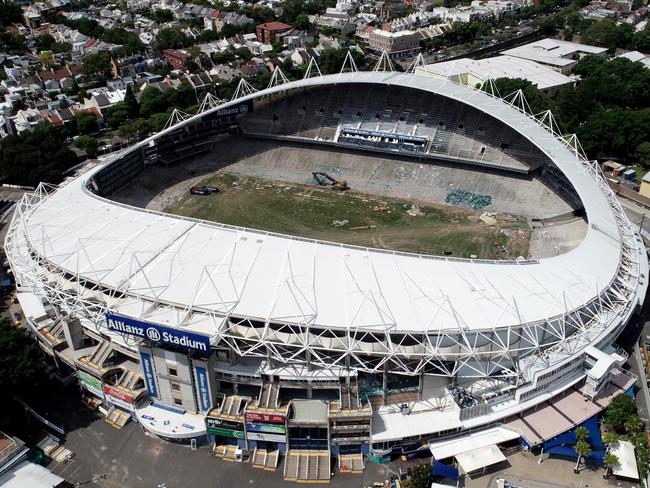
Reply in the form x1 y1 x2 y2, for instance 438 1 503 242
163 49 193 71
256 22 292 44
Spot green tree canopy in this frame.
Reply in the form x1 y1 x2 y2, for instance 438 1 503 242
74 135 98 157
0 3 22 28
157 27 190 50
581 18 635 49
409 464 432 488
74 111 99 135
123 84 139 119
0 319 44 405
604 393 638 431
0 123 79 186
151 9 174 23
82 50 112 79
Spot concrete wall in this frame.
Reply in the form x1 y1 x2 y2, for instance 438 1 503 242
151 347 198 413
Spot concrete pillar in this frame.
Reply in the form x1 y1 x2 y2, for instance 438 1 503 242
61 317 85 350
418 373 424 401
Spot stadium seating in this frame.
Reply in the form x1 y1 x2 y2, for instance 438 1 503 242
239 83 550 172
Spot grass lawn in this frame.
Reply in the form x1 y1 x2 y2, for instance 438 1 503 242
164 172 530 259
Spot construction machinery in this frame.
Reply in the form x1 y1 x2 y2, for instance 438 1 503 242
312 172 349 191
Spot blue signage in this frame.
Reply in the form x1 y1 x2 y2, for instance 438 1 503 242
140 351 158 399
195 366 211 412
106 313 211 353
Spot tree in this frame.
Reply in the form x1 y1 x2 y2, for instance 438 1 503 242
150 112 171 131
0 3 22 28
575 426 589 442
108 105 130 129
0 123 79 186
409 464 432 488
295 14 310 30
151 8 174 23
100 28 144 56
39 51 55 68
637 142 650 167
139 86 171 118
0 319 44 407
82 50 112 79
581 18 634 49
123 85 139 119
603 431 619 451
157 27 190 50
604 394 638 431
74 135 98 157
132 118 152 138
604 452 620 478
235 46 253 61
624 415 643 434
35 33 56 52
118 123 137 140
574 440 591 473
74 111 99 135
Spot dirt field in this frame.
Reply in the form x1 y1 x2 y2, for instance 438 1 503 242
164 172 531 259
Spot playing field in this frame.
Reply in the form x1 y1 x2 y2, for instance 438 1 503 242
164 172 531 259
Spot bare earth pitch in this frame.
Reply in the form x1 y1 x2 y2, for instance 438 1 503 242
163 172 531 259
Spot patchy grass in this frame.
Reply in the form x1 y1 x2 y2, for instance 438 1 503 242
164 172 531 259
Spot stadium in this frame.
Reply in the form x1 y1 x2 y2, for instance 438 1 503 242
6 62 649 480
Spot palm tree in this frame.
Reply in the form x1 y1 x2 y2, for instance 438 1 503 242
575 440 592 473
604 452 620 478
576 426 589 443
603 431 619 452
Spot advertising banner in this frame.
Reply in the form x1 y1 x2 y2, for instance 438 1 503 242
195 366 211 413
208 426 245 438
244 412 285 424
103 385 135 411
77 371 104 399
106 313 211 353
205 417 244 437
246 432 286 443
206 417 243 431
245 423 286 434
139 351 158 399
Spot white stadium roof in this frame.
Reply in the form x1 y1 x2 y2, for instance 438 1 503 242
12 72 640 337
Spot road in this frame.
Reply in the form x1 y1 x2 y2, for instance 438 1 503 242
31 386 397 488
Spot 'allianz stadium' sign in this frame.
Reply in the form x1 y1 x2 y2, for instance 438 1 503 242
106 313 211 353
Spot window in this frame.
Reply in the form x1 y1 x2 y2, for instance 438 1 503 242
168 367 178 377
173 397 183 406
171 382 181 392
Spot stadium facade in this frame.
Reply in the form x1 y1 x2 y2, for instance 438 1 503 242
6 69 649 478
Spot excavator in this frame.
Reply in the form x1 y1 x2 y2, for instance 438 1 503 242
312 172 349 191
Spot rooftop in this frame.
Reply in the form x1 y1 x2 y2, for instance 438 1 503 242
417 55 575 90
501 38 607 67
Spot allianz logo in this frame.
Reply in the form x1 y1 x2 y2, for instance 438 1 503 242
107 317 146 336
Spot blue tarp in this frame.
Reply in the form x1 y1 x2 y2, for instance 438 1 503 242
431 460 459 480
543 414 605 466
626 387 635 397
